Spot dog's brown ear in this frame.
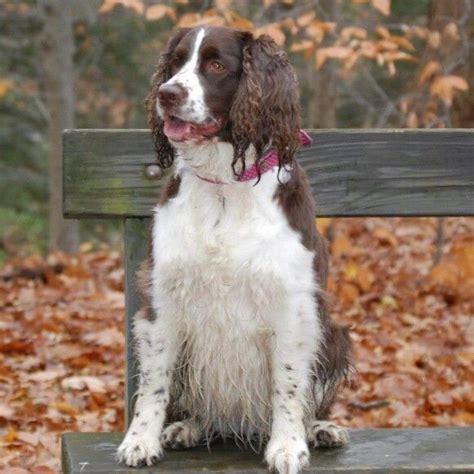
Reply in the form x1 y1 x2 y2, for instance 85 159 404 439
146 28 190 170
230 34 301 176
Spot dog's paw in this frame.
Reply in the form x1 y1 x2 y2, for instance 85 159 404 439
116 431 163 467
161 420 201 449
265 435 309 474
307 421 349 448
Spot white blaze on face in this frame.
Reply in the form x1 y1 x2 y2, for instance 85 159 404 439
157 28 209 124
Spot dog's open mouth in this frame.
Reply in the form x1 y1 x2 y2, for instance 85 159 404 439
163 115 223 142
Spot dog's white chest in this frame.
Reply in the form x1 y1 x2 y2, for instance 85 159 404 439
150 167 316 434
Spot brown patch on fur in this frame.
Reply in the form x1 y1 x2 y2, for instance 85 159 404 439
274 162 328 316
230 34 300 178
146 28 190 170
316 323 352 419
134 175 182 323
275 162 352 418
159 175 181 207
134 259 154 322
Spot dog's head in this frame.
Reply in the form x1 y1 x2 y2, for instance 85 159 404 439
147 26 301 175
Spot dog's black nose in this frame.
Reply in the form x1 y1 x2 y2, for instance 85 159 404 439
158 84 185 107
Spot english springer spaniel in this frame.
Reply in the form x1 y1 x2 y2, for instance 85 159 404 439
117 26 351 473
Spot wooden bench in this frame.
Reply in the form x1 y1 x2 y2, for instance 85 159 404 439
61 129 474 473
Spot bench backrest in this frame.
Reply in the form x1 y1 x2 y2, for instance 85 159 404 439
62 128 474 423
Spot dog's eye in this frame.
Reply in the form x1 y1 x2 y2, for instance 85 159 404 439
208 60 226 73
170 55 184 72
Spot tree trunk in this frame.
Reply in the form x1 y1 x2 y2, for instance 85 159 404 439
308 0 338 128
40 0 79 252
426 0 467 262
451 1 474 127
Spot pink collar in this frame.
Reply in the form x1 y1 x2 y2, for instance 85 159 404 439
196 130 312 184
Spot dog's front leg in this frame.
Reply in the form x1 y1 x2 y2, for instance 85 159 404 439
265 304 317 474
117 310 177 467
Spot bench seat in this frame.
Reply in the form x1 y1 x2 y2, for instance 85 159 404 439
62 427 474 473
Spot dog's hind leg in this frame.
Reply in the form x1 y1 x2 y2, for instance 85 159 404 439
307 420 349 448
161 419 201 448
307 322 352 449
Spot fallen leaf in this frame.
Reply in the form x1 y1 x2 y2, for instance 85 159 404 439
17 430 41 446
315 217 332 236
339 282 360 305
24 369 66 383
373 227 398 246
3 426 18 443
61 375 106 393
83 327 124 347
331 234 357 258
54 401 80 417
31 467 57 474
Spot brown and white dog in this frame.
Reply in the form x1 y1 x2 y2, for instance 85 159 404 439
117 26 351 473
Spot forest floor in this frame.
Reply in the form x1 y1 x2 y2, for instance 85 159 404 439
0 217 473 473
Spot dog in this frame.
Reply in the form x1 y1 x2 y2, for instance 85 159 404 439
117 26 351 473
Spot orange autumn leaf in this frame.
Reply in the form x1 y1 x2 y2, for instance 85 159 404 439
145 5 176 21
229 13 253 31
373 227 398 246
418 60 441 86
0 79 13 99
296 11 315 28
344 262 375 292
177 13 200 27
316 46 352 69
384 51 417 63
215 0 232 9
55 401 80 416
339 282 360 305
99 0 144 15
340 26 367 42
372 0 390 16
331 234 354 258
3 426 18 443
31 467 56 474
389 35 415 51
357 267 375 292
375 25 391 39
430 75 469 106
315 217 332 236
255 23 286 46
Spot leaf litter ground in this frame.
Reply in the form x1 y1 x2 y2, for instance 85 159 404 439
0 217 472 472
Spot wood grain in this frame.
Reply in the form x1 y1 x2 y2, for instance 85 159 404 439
63 129 474 218
123 218 150 426
62 427 474 473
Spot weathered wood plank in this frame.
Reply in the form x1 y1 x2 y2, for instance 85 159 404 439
62 428 474 473
63 129 474 218
124 218 150 426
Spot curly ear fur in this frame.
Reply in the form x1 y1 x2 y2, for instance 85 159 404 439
145 28 190 169
230 34 301 177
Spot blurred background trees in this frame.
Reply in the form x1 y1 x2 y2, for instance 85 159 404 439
0 0 471 258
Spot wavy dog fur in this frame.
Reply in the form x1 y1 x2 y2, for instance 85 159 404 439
147 31 300 179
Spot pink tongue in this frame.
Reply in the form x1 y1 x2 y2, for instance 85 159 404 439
163 119 194 142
